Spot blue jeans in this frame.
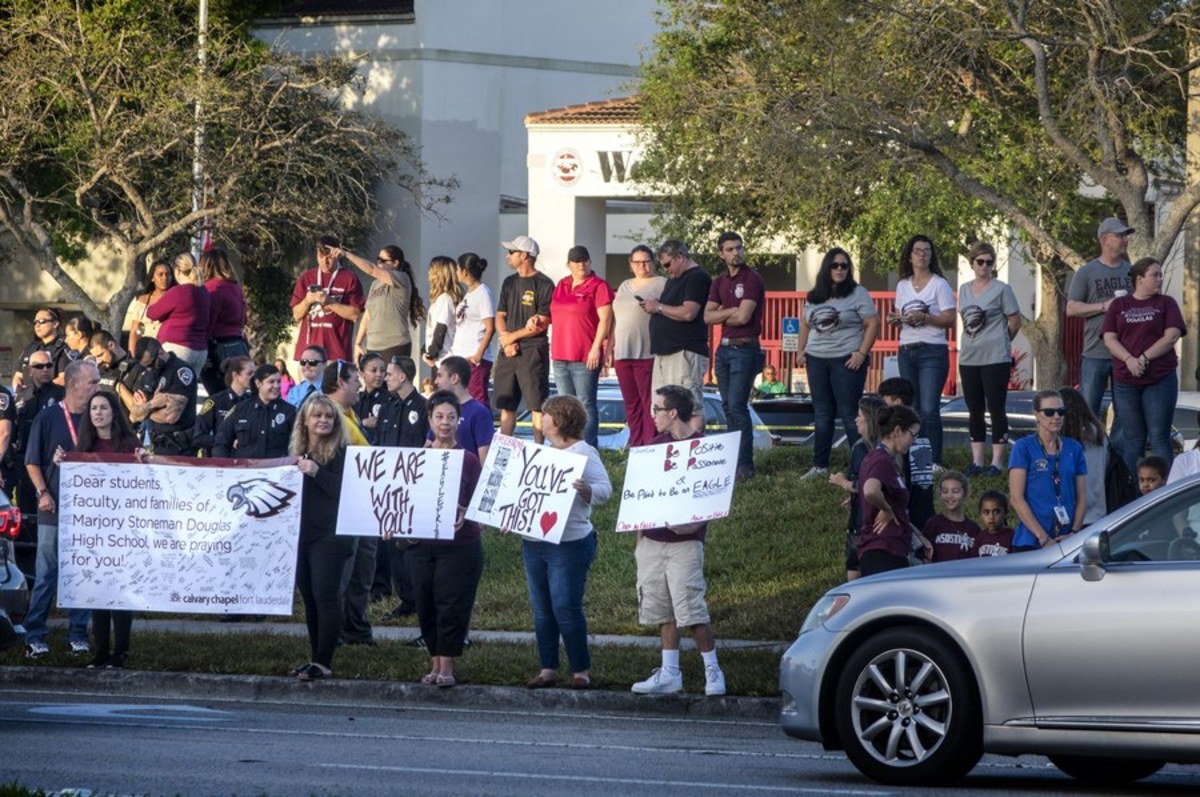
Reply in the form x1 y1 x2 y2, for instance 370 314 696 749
1112 372 1177 477
522 533 597 672
25 523 91 646
1080 356 1121 452
714 345 764 474
553 361 601 447
897 344 949 464
806 353 867 468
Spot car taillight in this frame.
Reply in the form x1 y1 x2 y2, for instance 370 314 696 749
0 507 21 538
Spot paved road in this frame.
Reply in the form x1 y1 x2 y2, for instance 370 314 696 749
2 685 1200 796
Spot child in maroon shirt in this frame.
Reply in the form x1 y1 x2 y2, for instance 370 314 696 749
972 490 1014 557
925 470 980 563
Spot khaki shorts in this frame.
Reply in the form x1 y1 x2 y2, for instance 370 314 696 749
635 536 710 627
651 351 707 421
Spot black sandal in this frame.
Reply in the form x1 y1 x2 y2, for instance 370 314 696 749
297 663 331 681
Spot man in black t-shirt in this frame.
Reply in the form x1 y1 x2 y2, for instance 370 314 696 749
494 235 555 443
641 240 712 431
132 338 198 455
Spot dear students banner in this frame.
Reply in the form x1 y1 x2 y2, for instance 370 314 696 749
57 455 303 615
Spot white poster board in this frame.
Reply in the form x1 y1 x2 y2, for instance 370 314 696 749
58 457 303 615
466 433 586 544
615 432 739 532
336 446 465 540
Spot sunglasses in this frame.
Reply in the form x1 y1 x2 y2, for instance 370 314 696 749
1038 407 1066 417
29 363 53 370
299 359 325 367
974 258 995 266
376 257 396 264
831 261 851 270
33 318 54 326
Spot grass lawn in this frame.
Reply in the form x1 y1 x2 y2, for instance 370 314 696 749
2 444 1009 693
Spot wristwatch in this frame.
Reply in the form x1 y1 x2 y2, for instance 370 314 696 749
36 489 48 498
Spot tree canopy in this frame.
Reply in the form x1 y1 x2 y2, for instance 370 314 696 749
639 0 1198 269
0 0 453 337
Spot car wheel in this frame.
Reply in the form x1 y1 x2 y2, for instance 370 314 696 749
834 628 982 785
1048 755 1164 784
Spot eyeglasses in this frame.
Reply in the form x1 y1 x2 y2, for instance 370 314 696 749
912 247 933 256
299 359 325 367
630 259 654 266
1038 407 1066 417
973 258 995 266
29 363 53 370
33 318 54 326
831 261 851 270
652 405 669 414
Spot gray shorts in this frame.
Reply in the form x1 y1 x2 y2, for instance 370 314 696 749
651 351 707 420
635 536 710 627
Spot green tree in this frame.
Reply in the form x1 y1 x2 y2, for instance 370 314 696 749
639 0 1198 383
0 0 453 341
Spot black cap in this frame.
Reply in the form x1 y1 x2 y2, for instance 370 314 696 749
567 245 591 263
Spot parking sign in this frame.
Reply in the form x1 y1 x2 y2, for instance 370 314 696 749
781 317 800 353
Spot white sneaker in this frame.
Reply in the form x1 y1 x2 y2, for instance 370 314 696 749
69 639 90 655
631 667 683 695
25 641 49 659
800 467 829 481
705 665 726 696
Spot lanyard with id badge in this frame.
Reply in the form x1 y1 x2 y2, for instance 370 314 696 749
1040 437 1069 535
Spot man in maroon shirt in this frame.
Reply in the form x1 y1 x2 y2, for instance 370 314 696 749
703 232 765 482
630 385 725 698
290 235 365 362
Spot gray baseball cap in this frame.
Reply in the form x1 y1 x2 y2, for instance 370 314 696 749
1097 217 1134 239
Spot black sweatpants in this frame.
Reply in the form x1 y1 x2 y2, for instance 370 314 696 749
297 532 355 668
959 361 1011 443
407 540 483 658
92 610 133 656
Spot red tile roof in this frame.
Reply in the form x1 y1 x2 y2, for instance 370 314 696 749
525 96 641 125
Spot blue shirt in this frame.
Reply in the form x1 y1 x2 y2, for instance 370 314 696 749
25 404 84 527
1010 434 1087 547
286 379 320 408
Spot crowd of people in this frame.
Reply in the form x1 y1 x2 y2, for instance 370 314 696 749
6 218 1189 695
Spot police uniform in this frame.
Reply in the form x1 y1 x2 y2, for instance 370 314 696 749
10 381 64 514
213 397 296 459
356 385 390 445
193 388 250 457
19 336 71 382
376 390 428 448
140 353 198 455
97 354 142 401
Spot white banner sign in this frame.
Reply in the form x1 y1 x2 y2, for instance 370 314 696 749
466 433 585 544
58 456 303 615
336 446 464 540
615 432 739 532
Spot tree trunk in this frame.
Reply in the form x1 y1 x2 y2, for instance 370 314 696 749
1028 263 1066 389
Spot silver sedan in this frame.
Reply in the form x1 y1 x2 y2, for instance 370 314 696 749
779 474 1200 786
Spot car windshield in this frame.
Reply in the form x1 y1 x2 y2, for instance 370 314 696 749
1106 487 1200 563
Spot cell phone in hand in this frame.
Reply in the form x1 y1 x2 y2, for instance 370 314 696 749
308 285 324 293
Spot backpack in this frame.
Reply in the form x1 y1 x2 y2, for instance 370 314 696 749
1104 442 1138 514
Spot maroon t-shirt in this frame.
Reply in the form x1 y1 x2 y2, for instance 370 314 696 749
206 278 247 339
857 446 911 559
707 266 765 339
924 515 980 563
972 527 1014 557
1101 294 1187 385
290 266 365 361
642 430 708 544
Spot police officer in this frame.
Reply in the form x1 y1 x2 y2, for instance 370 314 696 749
89 331 142 414
131 338 198 455
356 352 390 446
14 309 71 390
194 356 253 457
213 363 296 459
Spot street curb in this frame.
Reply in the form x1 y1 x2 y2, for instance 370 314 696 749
0 666 782 722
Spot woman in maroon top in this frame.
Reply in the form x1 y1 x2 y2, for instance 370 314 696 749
200 248 249 396
1102 256 1187 476
407 390 483 688
857 405 923 576
146 252 210 375
57 391 139 668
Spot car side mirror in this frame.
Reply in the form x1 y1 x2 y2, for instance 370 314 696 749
1079 530 1110 582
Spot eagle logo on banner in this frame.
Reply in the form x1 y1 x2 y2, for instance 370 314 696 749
226 478 296 519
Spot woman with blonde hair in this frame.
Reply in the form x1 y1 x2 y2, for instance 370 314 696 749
146 252 209 374
422 256 464 371
289 393 352 681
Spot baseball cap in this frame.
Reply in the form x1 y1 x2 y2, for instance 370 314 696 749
1097 217 1134 239
502 235 540 257
567 245 591 262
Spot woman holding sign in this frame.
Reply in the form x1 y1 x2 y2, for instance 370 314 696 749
408 390 483 688
57 391 139 668
522 395 612 690
289 394 352 681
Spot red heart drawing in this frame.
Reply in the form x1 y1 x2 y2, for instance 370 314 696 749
539 511 558 536
690 439 701 452
666 444 678 458
663 460 676 471
688 457 696 469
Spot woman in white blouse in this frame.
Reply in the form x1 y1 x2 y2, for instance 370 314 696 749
889 235 956 467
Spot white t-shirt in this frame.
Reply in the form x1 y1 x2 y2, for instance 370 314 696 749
450 284 497 361
425 293 457 364
895 275 956 347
